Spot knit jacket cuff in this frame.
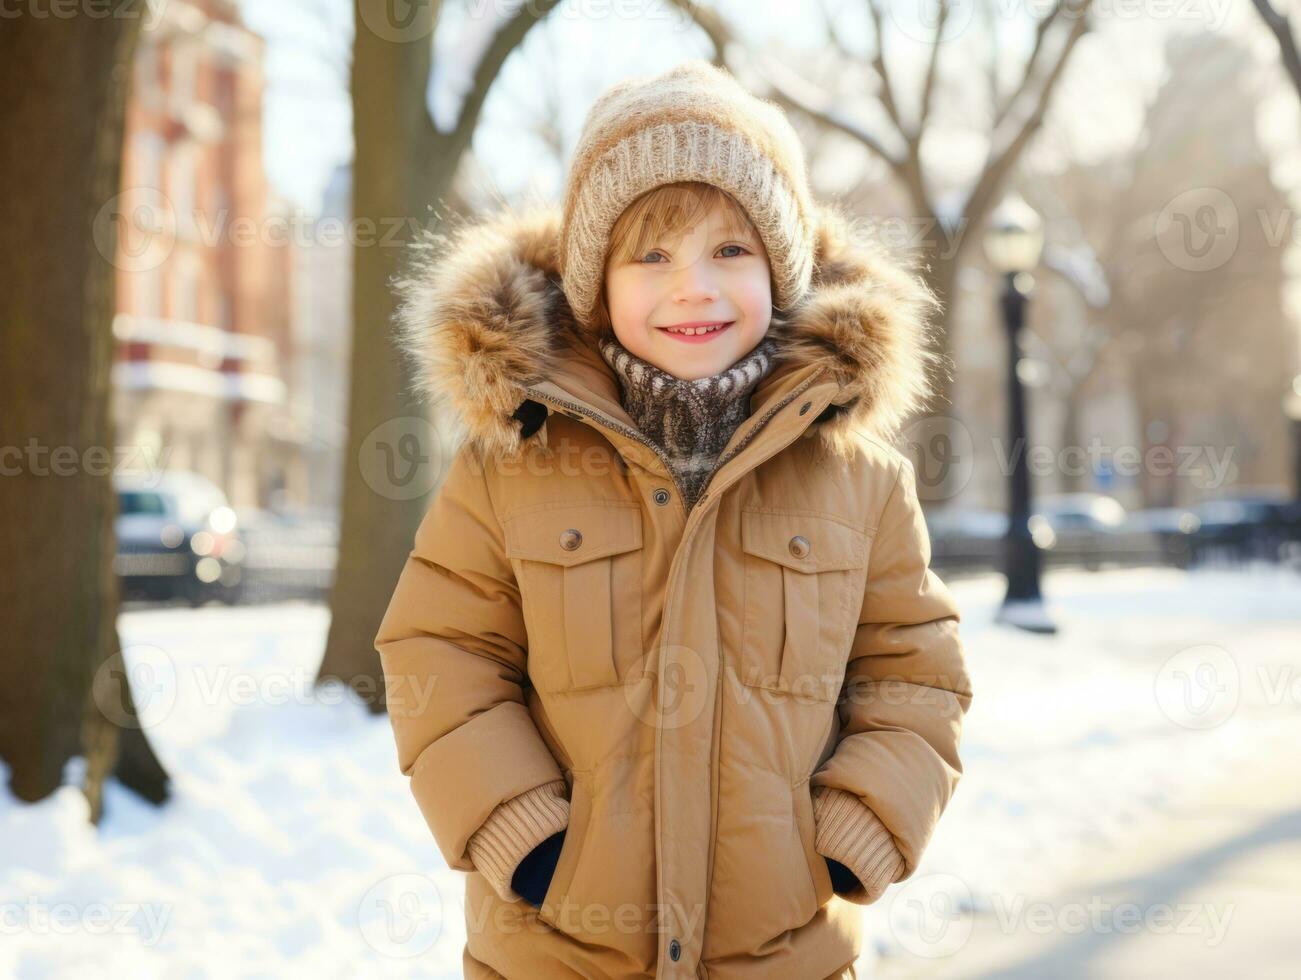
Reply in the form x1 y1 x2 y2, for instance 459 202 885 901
811 785 906 906
466 779 571 903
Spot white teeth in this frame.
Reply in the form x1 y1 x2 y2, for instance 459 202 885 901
668 322 728 335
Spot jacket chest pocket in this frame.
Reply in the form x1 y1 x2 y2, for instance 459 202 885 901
504 502 644 694
738 508 870 702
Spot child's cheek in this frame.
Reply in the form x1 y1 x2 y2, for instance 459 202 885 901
733 265 774 327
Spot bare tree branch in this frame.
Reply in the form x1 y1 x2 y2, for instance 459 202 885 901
814 0 860 65
667 0 919 201
981 0 1000 122
866 0 906 138
965 2 1093 237
993 0 1071 130
446 0 565 164
916 0 951 137
1252 0 1301 103
666 0 730 64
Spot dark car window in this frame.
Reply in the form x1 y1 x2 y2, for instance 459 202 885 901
119 491 169 516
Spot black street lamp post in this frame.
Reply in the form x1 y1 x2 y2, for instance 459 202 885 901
984 195 1057 634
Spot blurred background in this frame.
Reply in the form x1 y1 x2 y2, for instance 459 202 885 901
2 0 1300 976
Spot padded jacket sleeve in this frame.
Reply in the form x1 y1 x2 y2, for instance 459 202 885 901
374 444 569 903
810 453 973 905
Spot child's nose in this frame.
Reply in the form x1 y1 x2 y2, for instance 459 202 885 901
669 259 720 304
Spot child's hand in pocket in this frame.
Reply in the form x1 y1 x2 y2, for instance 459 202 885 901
512 831 566 908
824 856 860 895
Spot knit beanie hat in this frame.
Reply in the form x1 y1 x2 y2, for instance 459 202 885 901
559 59 817 332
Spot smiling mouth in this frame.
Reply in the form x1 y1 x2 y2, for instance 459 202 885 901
659 321 734 336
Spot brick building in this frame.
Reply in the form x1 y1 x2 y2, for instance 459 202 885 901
112 0 299 511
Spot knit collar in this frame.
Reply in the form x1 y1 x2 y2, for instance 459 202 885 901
596 331 780 508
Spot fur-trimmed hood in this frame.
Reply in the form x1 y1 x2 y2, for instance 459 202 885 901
393 202 943 461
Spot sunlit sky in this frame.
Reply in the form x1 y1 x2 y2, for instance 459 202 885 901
235 0 1297 219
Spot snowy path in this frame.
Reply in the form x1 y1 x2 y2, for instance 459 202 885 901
2 566 1298 978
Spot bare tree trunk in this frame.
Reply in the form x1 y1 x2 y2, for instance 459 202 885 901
1060 390 1084 494
0 9 166 818
318 0 559 709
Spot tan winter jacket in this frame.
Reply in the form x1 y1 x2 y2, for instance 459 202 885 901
374 202 973 979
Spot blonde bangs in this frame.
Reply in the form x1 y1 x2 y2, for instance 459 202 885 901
605 182 757 269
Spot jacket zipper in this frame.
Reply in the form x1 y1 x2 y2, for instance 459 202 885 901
521 368 827 513
523 372 828 977
520 386 691 511
697 369 826 500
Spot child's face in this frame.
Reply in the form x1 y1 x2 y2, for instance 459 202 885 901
603 197 772 381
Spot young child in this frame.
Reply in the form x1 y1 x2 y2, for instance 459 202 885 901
376 59 972 980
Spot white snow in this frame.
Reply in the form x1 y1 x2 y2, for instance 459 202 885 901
2 565 1299 977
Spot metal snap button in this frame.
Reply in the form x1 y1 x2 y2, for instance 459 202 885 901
653 488 670 505
559 528 582 550
669 938 681 961
788 534 810 558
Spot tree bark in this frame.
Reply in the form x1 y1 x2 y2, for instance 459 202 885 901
0 9 166 818
318 0 559 709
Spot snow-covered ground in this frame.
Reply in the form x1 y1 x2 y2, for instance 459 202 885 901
2 565 1298 978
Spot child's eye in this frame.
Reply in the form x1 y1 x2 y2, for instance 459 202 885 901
639 250 666 264
718 244 750 258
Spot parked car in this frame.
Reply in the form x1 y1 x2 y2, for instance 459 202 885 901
925 507 1008 572
114 471 246 605
1188 492 1301 564
235 506 338 602
1030 493 1164 569
1122 506 1201 568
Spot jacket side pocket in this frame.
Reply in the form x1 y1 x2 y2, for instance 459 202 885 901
792 775 835 910
538 770 591 930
